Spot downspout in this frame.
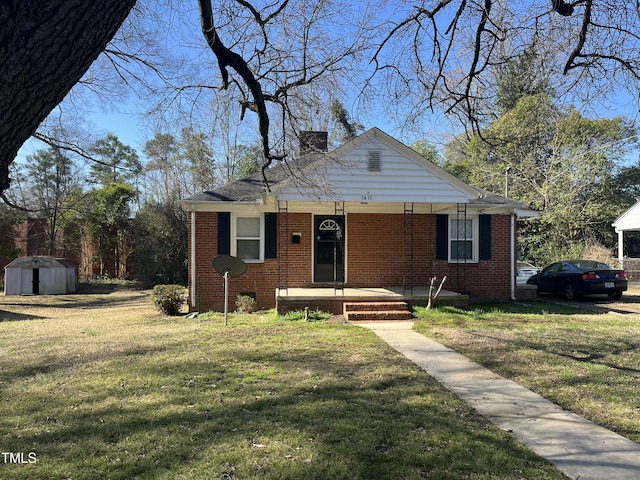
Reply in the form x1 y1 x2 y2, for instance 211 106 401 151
510 213 516 301
191 209 197 309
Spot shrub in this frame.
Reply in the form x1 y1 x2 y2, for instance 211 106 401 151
235 294 257 314
583 239 617 267
151 284 186 315
277 308 332 322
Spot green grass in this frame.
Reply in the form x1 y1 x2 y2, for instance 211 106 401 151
414 301 640 443
0 289 566 479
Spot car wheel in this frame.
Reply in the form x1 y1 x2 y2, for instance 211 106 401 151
564 283 578 301
608 291 622 300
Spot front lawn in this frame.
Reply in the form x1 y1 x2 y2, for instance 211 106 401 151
0 289 566 479
414 300 640 443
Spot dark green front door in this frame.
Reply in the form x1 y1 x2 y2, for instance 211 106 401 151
314 215 345 282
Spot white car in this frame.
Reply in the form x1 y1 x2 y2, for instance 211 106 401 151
517 261 540 285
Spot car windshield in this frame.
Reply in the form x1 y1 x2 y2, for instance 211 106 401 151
571 260 611 270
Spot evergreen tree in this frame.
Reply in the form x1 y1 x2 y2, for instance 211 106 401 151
89 134 142 187
23 147 77 255
463 94 637 265
129 201 188 286
86 183 135 278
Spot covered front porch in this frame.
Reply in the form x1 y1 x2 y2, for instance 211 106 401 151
276 286 469 315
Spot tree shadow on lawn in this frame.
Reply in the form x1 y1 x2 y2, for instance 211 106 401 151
0 289 151 321
1 342 564 480
77 282 142 294
0 309 45 322
417 299 640 374
1 343 175 389
464 328 640 376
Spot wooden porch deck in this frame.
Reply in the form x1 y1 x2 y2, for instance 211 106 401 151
275 286 469 315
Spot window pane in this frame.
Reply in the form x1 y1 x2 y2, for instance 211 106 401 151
237 217 260 237
451 240 472 260
237 239 260 259
451 219 472 240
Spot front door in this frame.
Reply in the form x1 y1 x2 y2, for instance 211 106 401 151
314 215 345 282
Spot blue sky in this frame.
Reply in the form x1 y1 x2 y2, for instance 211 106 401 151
14 0 640 170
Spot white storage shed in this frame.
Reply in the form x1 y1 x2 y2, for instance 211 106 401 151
4 257 78 295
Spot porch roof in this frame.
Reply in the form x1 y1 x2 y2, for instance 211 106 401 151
613 200 640 232
181 178 534 216
181 153 317 205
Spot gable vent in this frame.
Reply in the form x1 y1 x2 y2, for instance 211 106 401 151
368 150 381 171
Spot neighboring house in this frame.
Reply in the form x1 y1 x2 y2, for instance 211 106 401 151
180 128 536 314
612 201 640 279
2 217 122 281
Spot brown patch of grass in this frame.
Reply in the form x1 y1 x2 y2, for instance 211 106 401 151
0 288 568 479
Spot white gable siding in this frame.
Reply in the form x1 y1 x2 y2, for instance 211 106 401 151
613 201 640 231
275 137 476 204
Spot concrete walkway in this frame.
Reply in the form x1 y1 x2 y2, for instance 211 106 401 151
360 321 640 480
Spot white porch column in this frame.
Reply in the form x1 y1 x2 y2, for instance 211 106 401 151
617 228 624 264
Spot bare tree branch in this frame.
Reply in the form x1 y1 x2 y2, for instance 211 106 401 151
564 0 592 73
198 0 285 174
367 0 640 133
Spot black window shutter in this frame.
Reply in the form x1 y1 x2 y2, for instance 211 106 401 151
436 214 448 260
479 214 492 260
265 212 278 258
218 212 231 255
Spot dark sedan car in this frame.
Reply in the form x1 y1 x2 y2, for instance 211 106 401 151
526 260 628 300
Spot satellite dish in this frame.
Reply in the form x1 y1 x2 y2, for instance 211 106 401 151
212 255 247 325
213 254 247 277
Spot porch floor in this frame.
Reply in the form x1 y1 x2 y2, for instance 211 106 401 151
275 286 469 315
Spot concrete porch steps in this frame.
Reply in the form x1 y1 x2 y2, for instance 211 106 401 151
343 301 414 322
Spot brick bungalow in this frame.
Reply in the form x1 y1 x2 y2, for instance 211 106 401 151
180 128 536 314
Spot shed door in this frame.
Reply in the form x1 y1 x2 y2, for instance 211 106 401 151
32 268 40 294
21 268 39 294
20 269 31 294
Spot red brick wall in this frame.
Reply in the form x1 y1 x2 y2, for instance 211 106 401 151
189 211 515 312
15 219 49 256
347 213 512 300
9 218 113 279
276 213 314 287
189 211 217 311
347 213 432 286
189 212 314 312
433 214 513 301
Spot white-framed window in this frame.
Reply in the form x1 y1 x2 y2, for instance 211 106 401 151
449 216 478 262
232 215 264 262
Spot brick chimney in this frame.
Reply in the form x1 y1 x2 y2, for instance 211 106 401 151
299 131 328 154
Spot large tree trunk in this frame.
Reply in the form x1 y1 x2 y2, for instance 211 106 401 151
0 0 137 195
